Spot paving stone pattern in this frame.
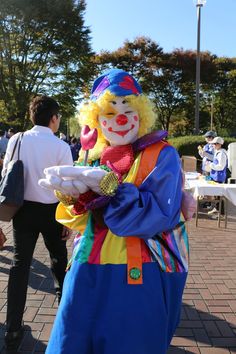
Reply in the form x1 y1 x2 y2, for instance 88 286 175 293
1 215 236 353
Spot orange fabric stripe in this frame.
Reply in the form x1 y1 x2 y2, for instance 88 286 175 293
126 140 169 284
126 236 143 285
134 141 169 187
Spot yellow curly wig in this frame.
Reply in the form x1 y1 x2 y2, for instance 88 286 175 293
78 90 156 162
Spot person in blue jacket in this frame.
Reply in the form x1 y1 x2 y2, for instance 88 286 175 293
70 137 81 161
198 130 217 175
209 136 228 183
39 69 189 354
206 136 228 216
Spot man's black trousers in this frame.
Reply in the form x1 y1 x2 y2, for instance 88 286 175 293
6 201 67 332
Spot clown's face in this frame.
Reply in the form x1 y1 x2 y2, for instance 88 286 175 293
98 97 139 146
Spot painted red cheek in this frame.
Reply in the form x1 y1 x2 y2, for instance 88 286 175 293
134 115 138 121
102 120 107 126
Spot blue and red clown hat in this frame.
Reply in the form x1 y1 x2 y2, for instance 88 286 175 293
90 69 142 100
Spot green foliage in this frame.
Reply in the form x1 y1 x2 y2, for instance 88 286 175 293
211 58 236 131
1 12 236 139
69 116 81 138
0 0 94 129
95 41 236 138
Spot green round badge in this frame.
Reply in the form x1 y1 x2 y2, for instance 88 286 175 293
129 267 141 280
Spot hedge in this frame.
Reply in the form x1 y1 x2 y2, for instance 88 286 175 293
168 135 236 158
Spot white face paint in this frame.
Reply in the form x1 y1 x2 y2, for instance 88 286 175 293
98 97 139 146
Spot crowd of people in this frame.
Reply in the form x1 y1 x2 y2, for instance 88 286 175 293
0 69 232 354
0 127 81 177
0 128 15 154
0 129 16 181
59 134 81 162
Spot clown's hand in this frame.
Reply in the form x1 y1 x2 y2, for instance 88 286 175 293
38 167 89 197
44 165 90 179
70 167 119 196
38 175 62 192
75 167 109 195
41 165 109 195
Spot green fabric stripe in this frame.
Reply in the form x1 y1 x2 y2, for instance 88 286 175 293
74 213 94 263
168 234 177 271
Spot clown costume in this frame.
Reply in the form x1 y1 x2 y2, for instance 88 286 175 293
39 69 189 354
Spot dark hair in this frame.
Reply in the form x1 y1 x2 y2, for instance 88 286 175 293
71 137 78 144
8 128 15 134
29 95 60 127
204 130 217 138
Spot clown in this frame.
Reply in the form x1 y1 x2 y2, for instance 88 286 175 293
40 69 189 354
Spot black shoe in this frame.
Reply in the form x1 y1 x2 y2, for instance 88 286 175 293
56 291 62 305
4 326 24 351
202 202 211 209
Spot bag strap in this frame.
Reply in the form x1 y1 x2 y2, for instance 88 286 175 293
9 133 24 161
126 140 169 285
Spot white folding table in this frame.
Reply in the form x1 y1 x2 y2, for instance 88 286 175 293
185 174 236 228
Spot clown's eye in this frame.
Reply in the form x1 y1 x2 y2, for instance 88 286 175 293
106 112 114 116
125 111 133 114
110 101 117 105
122 100 127 104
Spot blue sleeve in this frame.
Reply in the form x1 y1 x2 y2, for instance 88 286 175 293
104 146 182 239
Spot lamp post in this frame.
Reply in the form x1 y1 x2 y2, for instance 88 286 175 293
194 0 206 135
210 94 214 130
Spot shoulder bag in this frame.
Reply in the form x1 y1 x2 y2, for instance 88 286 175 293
0 133 24 222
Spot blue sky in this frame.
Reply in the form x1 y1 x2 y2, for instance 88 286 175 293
85 0 235 58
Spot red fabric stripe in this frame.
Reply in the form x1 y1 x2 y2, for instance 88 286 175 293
141 239 152 263
88 224 108 264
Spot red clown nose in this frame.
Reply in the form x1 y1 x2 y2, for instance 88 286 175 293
116 114 128 126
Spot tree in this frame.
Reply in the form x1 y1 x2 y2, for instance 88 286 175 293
0 0 93 129
95 37 178 130
95 38 217 132
169 49 217 134
94 37 236 136
211 57 236 133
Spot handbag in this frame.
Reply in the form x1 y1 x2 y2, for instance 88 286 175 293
0 133 24 222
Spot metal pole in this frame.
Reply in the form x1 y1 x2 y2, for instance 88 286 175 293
195 4 202 135
210 95 214 130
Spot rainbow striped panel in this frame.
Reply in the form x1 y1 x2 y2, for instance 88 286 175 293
56 153 189 273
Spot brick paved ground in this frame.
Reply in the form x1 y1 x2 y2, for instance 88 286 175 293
1 209 236 353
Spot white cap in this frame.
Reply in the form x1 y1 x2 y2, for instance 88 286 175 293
211 136 224 145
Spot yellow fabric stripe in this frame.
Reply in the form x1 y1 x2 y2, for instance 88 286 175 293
100 230 127 264
56 203 88 234
123 153 142 183
100 153 142 264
